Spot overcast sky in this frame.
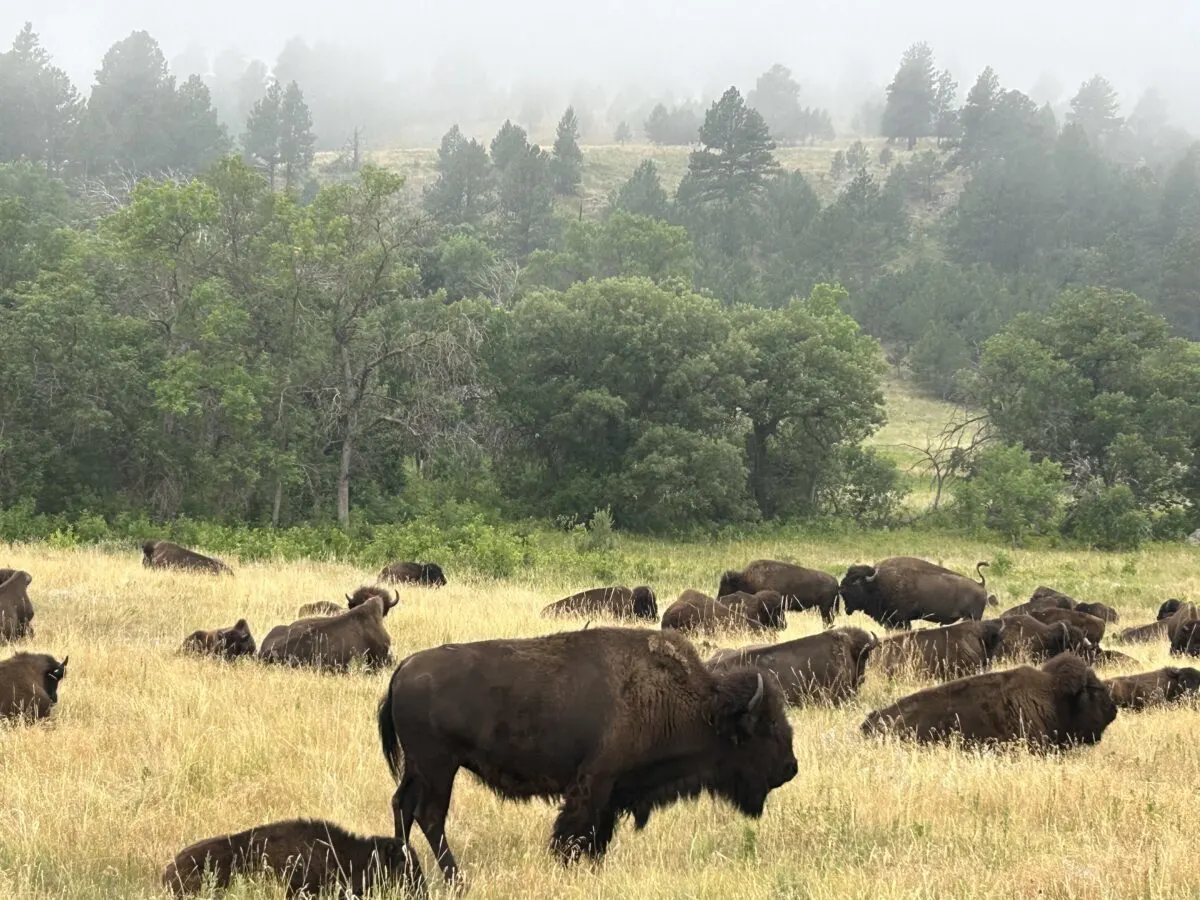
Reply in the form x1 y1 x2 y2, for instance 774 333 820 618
6 0 1199 115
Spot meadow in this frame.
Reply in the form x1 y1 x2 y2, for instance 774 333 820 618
2 533 1199 900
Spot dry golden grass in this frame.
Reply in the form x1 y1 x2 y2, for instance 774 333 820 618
2 540 1200 899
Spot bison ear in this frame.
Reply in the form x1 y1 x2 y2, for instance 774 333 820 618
711 670 766 739
234 619 248 631
1044 653 1089 698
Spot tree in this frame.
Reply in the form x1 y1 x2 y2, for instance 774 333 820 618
644 103 700 145
0 24 81 170
278 81 315 191
686 87 779 206
614 121 632 143
1068 75 1123 147
242 81 283 185
611 159 669 219
551 106 583 196
879 146 894 168
747 64 804 143
933 69 960 145
422 124 495 228
489 119 529 173
830 150 847 180
952 444 1065 544
496 142 557 256
882 42 937 150
845 140 869 171
171 75 229 174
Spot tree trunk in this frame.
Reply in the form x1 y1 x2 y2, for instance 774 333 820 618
746 421 776 519
337 433 353 528
271 478 283 528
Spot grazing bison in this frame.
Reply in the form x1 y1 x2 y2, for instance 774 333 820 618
379 561 446 586
1075 602 1120 624
377 627 797 886
992 615 1092 663
708 627 878 705
259 594 396 671
142 540 232 576
718 560 840 625
1105 667 1200 710
1171 620 1200 657
162 818 406 898
0 652 67 721
862 653 1117 749
660 591 773 634
1027 608 1107 644
297 600 344 617
542 586 658 621
871 619 1007 681
0 569 34 642
839 557 994 629
181 619 256 660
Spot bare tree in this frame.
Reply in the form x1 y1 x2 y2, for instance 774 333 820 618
904 406 994 510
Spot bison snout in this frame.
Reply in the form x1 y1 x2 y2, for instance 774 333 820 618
772 757 799 788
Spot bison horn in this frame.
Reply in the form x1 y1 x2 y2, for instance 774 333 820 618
748 672 764 711
864 567 878 583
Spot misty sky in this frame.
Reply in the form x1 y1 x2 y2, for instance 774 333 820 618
6 0 1199 114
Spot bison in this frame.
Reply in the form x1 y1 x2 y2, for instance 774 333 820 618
1171 620 1200 657
839 557 994 629
871 619 1007 681
717 560 839 625
1026 608 1107 644
181 619 256 660
708 627 878 705
542 586 657 621
1001 587 1076 618
295 586 394 619
861 652 1117 749
1105 667 1200 710
376 627 797 886
0 569 34 642
0 652 67 721
1075 601 1120 624
660 590 775 634
379 561 446 586
142 540 232 576
259 594 397 671
1117 602 1199 644
1091 649 1139 668
991 615 1093 663
162 818 407 898
719 590 787 629
297 600 344 617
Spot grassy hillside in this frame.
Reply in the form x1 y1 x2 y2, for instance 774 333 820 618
2 536 1199 899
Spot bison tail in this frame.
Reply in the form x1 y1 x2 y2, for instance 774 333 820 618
378 674 404 782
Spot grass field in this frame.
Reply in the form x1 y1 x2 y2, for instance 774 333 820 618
2 534 1199 899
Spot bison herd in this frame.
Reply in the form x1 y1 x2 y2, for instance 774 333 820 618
3 542 1200 897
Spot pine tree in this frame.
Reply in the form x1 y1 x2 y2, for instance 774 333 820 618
614 120 632 144
612 159 669 219
686 87 779 206
423 124 495 227
551 106 583 196
882 42 937 150
279 81 315 191
243 81 283 186
933 69 960 145
490 119 529 173
0 23 81 169
1068 75 1123 146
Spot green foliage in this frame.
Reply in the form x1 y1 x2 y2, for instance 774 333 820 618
746 64 834 145
613 121 632 144
611 160 670 219
644 103 700 145
551 106 583 196
882 42 938 150
0 24 81 171
815 445 907 527
830 150 846 180
1066 483 1149 550
423 125 495 229
951 444 1065 544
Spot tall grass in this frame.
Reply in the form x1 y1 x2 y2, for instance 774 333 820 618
1 539 1198 898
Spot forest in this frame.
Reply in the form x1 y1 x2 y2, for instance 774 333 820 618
3 25 1200 553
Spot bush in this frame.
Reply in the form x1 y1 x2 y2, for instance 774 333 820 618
816 445 908 527
951 444 1065 544
1066 482 1150 550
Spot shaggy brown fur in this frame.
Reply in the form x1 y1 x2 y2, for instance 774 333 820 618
708 627 878 705
1116 602 1200 644
660 590 772 634
0 569 34 642
1027 607 1107 644
1075 602 1120 623
717 560 840 625
0 652 67 721
871 619 1006 681
142 540 232 575
839 557 992 629
181 619 256 660
991 615 1093 662
378 561 446 586
717 590 787 630
542 586 658 621
259 596 394 670
1105 667 1200 710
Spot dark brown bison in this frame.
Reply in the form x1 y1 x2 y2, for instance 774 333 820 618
297 600 344 617
1091 649 1139 667
0 569 34 642
377 627 797 886
992 615 1093 663
181 619 256 660
162 818 407 898
1158 599 1188 620
862 652 1117 749
1001 587 1076 618
542 586 658 621
708 627 878 705
0 652 67 721
839 557 994 629
1171 620 1200 657
259 594 396 670
378 561 446 586
295 586 394 619
1027 607 1107 644
719 590 787 629
1116 602 1199 644
1105 667 1200 710
717 560 840 625
1075 602 1120 624
142 540 232 575
871 619 1007 681
660 591 774 634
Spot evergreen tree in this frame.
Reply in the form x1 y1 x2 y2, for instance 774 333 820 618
171 75 229 173
551 106 583 196
1068 75 1123 147
933 69 960 145
490 119 529 173
496 143 557 256
882 42 937 150
423 124 495 228
686 87 779 206
611 159 669 219
242 81 283 186
747 64 805 143
278 81 315 191
0 23 81 170
614 121 632 143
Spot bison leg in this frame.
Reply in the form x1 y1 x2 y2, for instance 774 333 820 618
551 773 617 863
390 775 427 893
411 766 460 884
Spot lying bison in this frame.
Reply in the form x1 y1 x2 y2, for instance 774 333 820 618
991 615 1093 663
377 627 797 886
871 620 1006 681
1027 608 1107 644
142 540 232 576
0 652 67 721
840 557 994 629
162 818 406 897
0 569 34 642
718 560 839 625
708 627 878 705
1117 602 1199 644
1001 587 1076 618
542 586 657 621
1171 620 1200 657
296 587 394 618
297 600 344 617
181 619 256 660
378 561 446 586
1091 649 1139 667
260 594 397 671
861 653 1117 749
1075 601 1120 624
1105 667 1200 710
660 590 778 634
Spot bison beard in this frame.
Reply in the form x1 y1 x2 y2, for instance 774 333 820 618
376 627 797 886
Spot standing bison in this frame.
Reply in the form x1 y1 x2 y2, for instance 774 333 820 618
0 652 67 721
379 562 446 586
1105 667 1200 710
181 619 256 660
839 557 994 629
0 569 34 642
376 627 797 886
708 627 878 705
142 540 233 575
260 594 397 670
660 590 779 634
871 619 1006 681
542 586 657 621
718 560 839 625
162 818 406 897
862 653 1117 749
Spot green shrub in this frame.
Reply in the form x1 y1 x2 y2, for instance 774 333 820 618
1066 482 1150 551
816 446 908 528
951 444 1065 545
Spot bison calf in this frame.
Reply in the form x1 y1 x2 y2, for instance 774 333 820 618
162 818 407 898
181 619 256 660
718 560 839 625
0 569 34 642
0 652 67 721
542 585 657 621
862 652 1117 750
379 561 446 586
1105 667 1200 710
142 540 232 576
708 627 878 705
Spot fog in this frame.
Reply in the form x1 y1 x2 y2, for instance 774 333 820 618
6 0 1200 136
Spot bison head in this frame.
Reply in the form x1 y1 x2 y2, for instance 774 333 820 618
220 619 257 658
754 591 786 629
44 655 68 703
1044 653 1117 745
1171 620 1200 658
632 586 658 620
1169 666 1200 698
348 586 399 615
1158 599 1185 621
141 540 159 566
717 570 749 599
838 565 879 617
421 563 447 587
979 619 1007 659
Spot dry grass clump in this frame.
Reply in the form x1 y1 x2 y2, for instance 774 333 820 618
2 542 1199 898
